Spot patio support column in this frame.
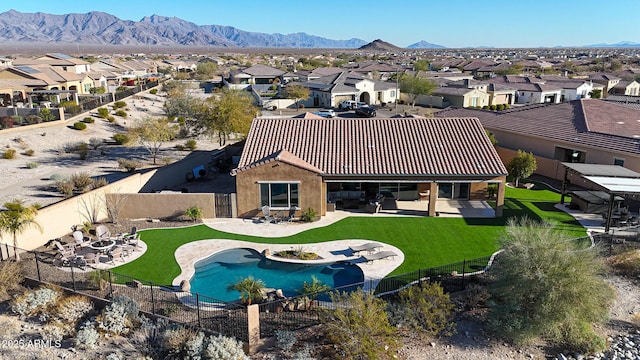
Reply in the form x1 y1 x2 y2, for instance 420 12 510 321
428 182 437 217
495 179 505 217
246 304 260 354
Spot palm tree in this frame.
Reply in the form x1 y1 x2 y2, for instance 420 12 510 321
227 276 266 305
0 199 42 261
297 275 331 310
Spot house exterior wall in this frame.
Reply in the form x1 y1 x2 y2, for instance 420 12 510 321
489 92 514 106
235 161 323 218
461 89 490 108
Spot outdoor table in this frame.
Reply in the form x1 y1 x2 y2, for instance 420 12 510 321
89 239 116 254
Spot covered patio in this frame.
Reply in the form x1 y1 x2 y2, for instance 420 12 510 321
559 163 640 232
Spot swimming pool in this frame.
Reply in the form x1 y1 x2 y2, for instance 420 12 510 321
189 248 364 302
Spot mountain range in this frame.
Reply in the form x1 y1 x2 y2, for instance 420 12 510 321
0 10 367 48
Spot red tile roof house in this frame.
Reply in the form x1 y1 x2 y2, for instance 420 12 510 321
436 99 640 182
231 117 508 219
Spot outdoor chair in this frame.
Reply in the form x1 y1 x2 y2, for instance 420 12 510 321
96 224 111 241
108 246 126 264
82 251 100 266
361 250 398 263
124 226 137 241
72 230 91 248
349 242 383 255
54 240 76 257
261 205 278 224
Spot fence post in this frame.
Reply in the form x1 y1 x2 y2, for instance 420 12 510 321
196 293 201 328
150 283 155 314
108 271 114 298
70 264 76 292
461 259 466 291
418 269 421 285
34 253 42 281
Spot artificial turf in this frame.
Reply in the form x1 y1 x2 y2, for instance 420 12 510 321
113 182 587 285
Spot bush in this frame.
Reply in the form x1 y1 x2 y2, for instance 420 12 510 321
97 107 110 119
174 144 186 151
0 260 23 300
61 101 82 115
52 295 94 333
11 285 63 319
76 142 89 160
107 116 116 123
75 321 100 349
26 161 39 169
482 105 490 110
89 137 103 150
149 89 158 95
118 158 140 172
11 115 23 125
25 114 43 124
24 149 35 156
112 133 130 145
71 172 94 192
113 101 127 109
608 250 640 277
40 108 55 121
392 282 456 337
496 104 505 111
275 330 297 352
185 206 203 222
73 122 87 130
55 179 75 197
115 110 127 118
320 290 398 359
300 207 318 222
3 148 17 159
488 217 613 353
83 117 95 123
489 104 497 111
91 177 109 189
185 139 197 151
96 295 140 335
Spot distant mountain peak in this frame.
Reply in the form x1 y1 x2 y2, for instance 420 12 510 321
359 39 402 51
407 40 446 49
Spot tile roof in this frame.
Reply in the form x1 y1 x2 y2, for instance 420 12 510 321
232 149 322 175
242 64 285 77
234 117 507 177
436 100 640 155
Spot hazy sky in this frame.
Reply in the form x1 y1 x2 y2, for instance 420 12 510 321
1 0 638 48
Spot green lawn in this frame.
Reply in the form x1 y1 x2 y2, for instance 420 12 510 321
113 183 587 285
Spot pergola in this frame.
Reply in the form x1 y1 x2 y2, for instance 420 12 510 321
560 163 640 232
26 89 79 107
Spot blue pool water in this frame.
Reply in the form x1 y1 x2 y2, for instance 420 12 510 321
189 248 364 302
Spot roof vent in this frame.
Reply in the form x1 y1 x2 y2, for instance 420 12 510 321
616 121 625 125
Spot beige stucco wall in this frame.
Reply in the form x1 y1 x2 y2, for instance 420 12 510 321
2 170 156 252
235 161 323 218
109 193 215 219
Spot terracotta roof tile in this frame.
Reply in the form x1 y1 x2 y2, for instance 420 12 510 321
235 117 507 177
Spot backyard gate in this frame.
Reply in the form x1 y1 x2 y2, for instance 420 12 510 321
215 193 233 218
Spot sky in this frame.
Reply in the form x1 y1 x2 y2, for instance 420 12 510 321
1 0 639 48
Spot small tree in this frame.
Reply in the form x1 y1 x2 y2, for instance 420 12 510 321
128 117 177 165
184 206 203 222
0 200 43 261
589 89 602 99
39 108 55 121
506 150 537 187
399 75 437 107
284 84 310 110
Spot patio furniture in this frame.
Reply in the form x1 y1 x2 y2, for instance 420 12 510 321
82 251 100 266
361 250 398 263
54 240 76 256
349 242 383 255
96 224 111 241
261 205 279 224
108 246 127 264
72 230 91 248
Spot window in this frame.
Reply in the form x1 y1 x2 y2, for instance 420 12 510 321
260 183 299 209
437 183 470 199
614 158 624 167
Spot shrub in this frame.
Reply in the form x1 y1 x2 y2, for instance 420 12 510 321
75 321 100 349
395 282 456 337
52 295 94 335
107 116 116 123
76 142 89 160
73 121 87 130
11 285 63 319
3 148 17 159
89 137 103 150
25 114 43 124
87 270 111 291
300 207 318 222
203 334 249 360
112 133 130 145
115 110 127 118
24 149 35 156
149 89 158 95
608 250 640 277
55 180 75 197
61 101 82 115
83 117 95 123
11 115 23 125
163 327 201 358
0 260 23 300
320 290 398 359
482 105 490 110
461 284 491 310
185 206 203 222
113 101 127 109
496 104 505 111
40 107 55 121
504 103 510 109
91 177 109 189
26 161 39 169
97 107 110 118
275 330 297 352
489 104 497 111
185 139 197 151
174 144 186 151
49 173 67 182
118 158 140 172
71 172 94 192
488 217 613 353
96 295 140 335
